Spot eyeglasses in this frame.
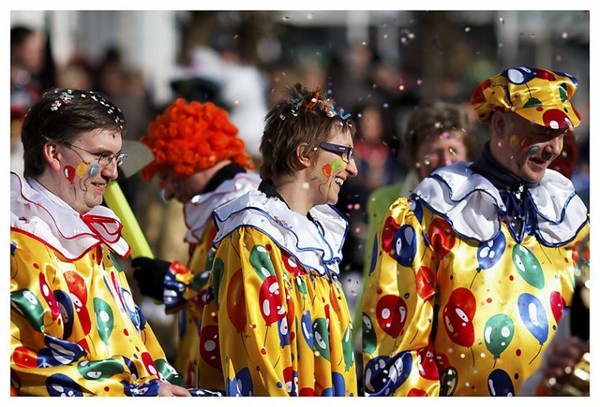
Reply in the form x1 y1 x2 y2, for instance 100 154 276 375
319 142 354 163
63 142 127 167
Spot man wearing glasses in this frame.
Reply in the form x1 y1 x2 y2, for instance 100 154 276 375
10 88 216 396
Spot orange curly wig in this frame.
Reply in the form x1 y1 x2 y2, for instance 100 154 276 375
140 98 254 180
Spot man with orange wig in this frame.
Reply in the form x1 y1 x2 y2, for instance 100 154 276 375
131 98 260 388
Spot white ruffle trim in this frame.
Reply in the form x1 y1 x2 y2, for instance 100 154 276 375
212 189 348 277
412 162 588 245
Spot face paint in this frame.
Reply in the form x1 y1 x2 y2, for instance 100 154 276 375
88 163 100 178
75 162 88 178
526 145 541 155
509 135 520 148
64 166 76 183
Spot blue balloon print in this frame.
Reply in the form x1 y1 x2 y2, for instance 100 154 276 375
38 335 86 367
46 373 83 396
122 379 159 396
226 367 253 396
332 372 346 396
471 233 507 288
301 311 314 349
518 293 549 363
518 293 548 344
369 233 378 275
408 199 424 223
364 352 413 396
477 233 506 271
122 356 139 380
487 369 515 396
393 225 417 267
278 317 291 347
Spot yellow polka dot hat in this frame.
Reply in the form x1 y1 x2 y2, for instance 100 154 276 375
471 66 581 129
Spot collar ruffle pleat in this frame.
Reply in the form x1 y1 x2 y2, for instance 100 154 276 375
411 162 588 246
10 172 130 260
212 189 348 278
183 173 261 244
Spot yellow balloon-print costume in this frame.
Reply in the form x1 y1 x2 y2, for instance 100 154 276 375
362 162 589 396
10 172 188 396
198 190 358 396
163 172 260 387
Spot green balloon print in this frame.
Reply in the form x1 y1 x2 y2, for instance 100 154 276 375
313 317 330 361
512 244 544 289
295 276 308 296
77 359 124 380
212 257 224 303
93 298 114 345
362 313 377 354
483 314 515 359
250 245 275 280
11 289 46 332
341 326 354 371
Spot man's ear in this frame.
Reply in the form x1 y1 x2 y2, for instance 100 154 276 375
296 143 312 168
43 141 63 171
491 111 507 138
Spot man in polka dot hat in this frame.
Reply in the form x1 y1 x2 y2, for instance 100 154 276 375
361 67 589 396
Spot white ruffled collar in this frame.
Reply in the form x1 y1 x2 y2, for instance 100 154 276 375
212 189 348 277
10 172 130 259
183 173 261 244
412 162 588 245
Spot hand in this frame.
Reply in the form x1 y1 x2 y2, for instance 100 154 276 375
158 382 191 397
131 257 170 301
544 336 588 382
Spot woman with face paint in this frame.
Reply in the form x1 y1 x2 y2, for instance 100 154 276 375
361 67 589 396
10 88 219 397
197 83 359 395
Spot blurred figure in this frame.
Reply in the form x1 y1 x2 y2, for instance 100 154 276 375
10 25 46 115
131 98 260 387
353 100 476 393
11 25 47 174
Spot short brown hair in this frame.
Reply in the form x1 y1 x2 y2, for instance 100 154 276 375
260 83 355 182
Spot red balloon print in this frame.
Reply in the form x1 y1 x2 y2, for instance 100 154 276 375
227 269 247 333
259 274 286 326
200 324 222 371
443 287 475 347
549 291 566 323
281 250 301 276
428 218 456 257
376 295 408 338
13 346 38 368
416 266 436 300
39 273 60 320
417 345 439 380
64 270 92 335
381 216 400 253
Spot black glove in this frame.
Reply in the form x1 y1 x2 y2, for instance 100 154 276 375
131 257 170 301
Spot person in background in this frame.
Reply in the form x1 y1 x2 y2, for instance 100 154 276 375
352 101 476 392
361 66 589 396
10 88 216 396
362 100 477 283
198 83 359 395
131 98 260 387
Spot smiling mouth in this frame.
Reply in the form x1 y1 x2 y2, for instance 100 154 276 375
334 176 345 186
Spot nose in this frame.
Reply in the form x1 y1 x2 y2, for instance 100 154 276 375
101 160 119 180
546 136 564 156
346 158 359 177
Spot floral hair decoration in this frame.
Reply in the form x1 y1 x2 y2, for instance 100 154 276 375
288 89 352 122
140 98 254 180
